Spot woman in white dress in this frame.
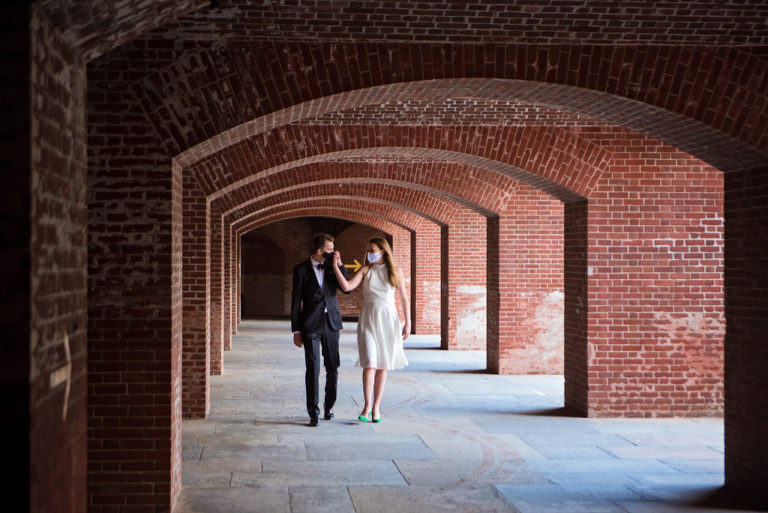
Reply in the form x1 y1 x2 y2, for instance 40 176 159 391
332 236 410 422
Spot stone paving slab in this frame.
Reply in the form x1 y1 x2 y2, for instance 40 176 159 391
289 485 357 513
394 458 549 487
660 458 724 473
603 445 724 460
348 484 518 513
233 460 407 486
175 485 289 513
201 442 307 461
511 499 627 513
524 458 682 478
495 483 645 502
627 474 726 501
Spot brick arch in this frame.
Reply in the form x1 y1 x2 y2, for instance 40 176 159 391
108 40 767 170
191 125 608 202
175 75 767 175
221 175 498 220
213 159 539 218
235 210 407 242
34 0 206 61
226 184 465 229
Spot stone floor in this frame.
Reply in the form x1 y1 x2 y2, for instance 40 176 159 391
175 320 759 513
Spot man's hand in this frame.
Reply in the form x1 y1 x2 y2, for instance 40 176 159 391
293 332 303 348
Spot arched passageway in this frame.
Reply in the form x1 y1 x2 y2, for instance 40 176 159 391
9 2 767 512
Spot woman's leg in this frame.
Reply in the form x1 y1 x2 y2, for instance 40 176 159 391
372 369 388 419
361 367 375 416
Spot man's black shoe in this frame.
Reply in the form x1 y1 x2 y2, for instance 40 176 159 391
324 409 334 421
309 417 320 427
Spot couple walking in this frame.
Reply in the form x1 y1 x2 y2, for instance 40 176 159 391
290 233 410 427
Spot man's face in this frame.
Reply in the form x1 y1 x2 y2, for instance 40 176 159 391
323 241 334 254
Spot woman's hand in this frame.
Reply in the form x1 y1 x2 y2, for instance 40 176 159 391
401 320 411 340
333 251 342 267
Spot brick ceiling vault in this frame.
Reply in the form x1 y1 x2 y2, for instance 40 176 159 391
235 208 412 238
224 183 470 228
230 202 432 236
173 77 768 175
76 0 768 231
212 160 536 218
191 125 608 214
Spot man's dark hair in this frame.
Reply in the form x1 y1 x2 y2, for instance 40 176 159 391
312 233 334 253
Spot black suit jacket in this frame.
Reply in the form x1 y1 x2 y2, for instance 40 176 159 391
291 259 350 334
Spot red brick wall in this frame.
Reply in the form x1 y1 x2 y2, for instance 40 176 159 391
210 211 224 374
28 7 88 513
87 44 182 513
414 221 442 335
583 128 724 417
445 211 488 350
495 189 565 373
181 175 210 419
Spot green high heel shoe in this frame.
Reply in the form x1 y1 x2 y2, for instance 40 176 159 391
358 411 371 422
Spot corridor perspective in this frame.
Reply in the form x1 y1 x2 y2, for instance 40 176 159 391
176 320 733 513
6 1 768 512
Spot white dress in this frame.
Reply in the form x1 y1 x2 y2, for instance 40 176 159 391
356 263 408 370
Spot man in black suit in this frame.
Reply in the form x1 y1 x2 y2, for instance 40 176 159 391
291 233 350 426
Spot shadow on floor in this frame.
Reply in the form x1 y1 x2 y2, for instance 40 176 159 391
695 487 768 511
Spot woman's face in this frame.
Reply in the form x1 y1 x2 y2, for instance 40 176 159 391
367 243 383 262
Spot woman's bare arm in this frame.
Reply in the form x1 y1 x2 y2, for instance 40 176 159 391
333 251 367 292
397 267 411 339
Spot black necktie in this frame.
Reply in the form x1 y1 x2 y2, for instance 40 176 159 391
316 262 325 271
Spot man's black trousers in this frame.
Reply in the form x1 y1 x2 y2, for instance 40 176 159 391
302 314 340 419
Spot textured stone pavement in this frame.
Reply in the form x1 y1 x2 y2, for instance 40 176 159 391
175 320 755 513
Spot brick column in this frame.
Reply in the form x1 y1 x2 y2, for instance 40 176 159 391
724 164 768 500
235 230 242 330
391 228 412 323
413 221 441 335
223 221 233 351
493 190 564 374
564 199 589 415
182 176 210 418
87 57 182 513
210 210 224 374
10 6 89 512
444 210 487 350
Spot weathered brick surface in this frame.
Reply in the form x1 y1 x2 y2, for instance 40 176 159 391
87 44 182 513
116 42 767 169
495 190 565 374
182 175 210 418
169 0 768 45
209 209 224 375
28 6 88 513
444 211 488 350
583 128 725 416
414 220 442 335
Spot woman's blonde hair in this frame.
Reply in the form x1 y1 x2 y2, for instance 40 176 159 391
369 236 400 289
